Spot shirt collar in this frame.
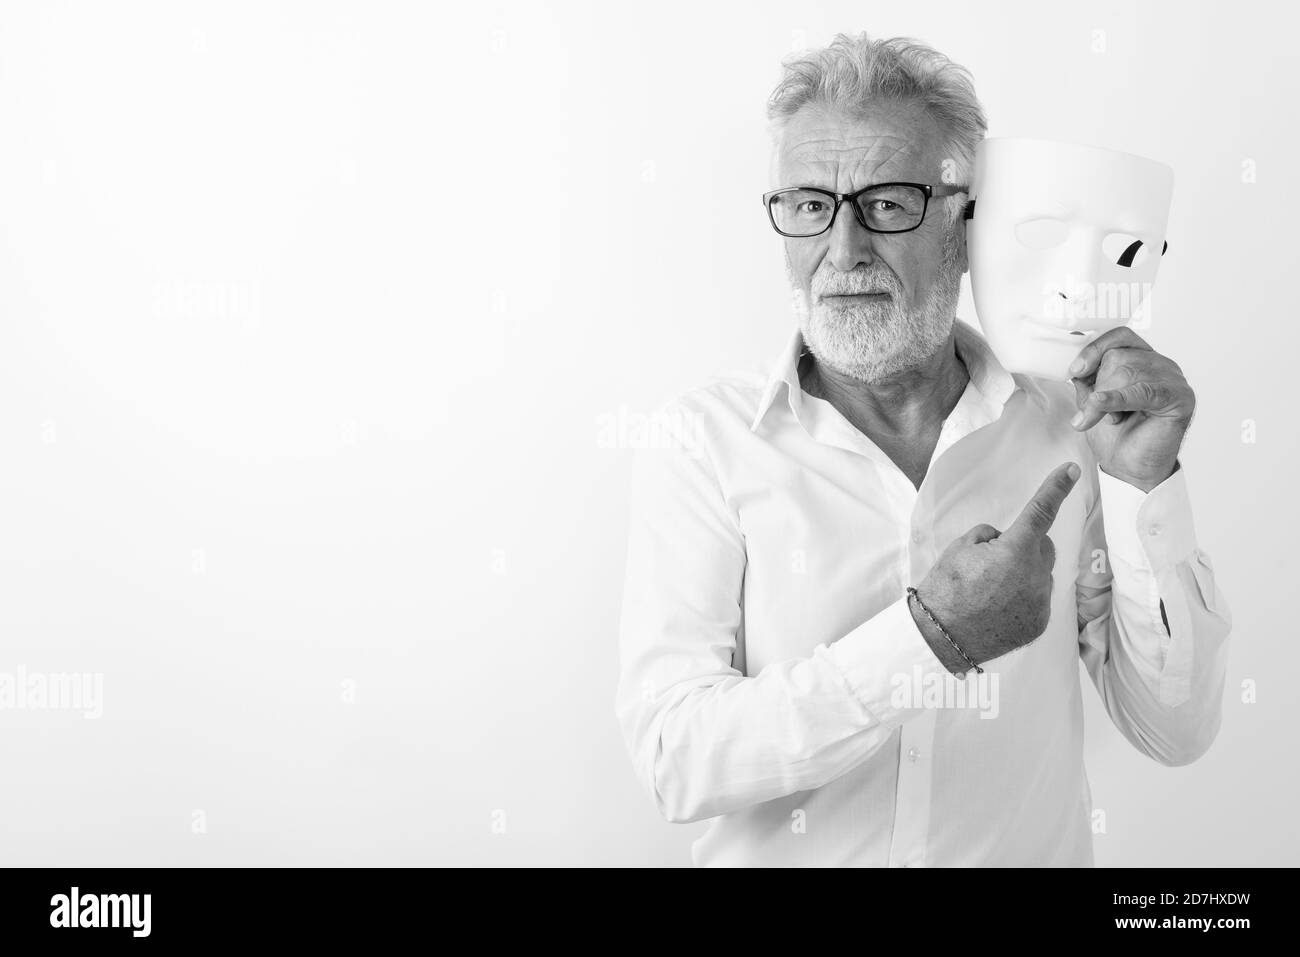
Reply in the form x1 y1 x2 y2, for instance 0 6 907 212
749 319 1047 433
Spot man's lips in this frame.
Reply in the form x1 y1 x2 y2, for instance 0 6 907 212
819 291 891 300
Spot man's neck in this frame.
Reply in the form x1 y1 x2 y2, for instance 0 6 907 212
799 327 970 442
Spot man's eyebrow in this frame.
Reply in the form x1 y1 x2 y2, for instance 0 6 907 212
773 164 835 190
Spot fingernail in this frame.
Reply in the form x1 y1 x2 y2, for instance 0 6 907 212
1068 359 1085 376
1069 412 1083 429
1066 463 1080 481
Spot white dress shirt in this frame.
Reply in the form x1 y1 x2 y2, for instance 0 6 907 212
615 318 1231 867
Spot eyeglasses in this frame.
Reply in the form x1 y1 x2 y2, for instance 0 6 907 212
761 182 967 237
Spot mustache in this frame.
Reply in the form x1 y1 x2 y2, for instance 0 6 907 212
813 268 902 298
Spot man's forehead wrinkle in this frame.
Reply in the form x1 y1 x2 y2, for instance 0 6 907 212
786 132 917 160
781 137 923 190
851 141 912 177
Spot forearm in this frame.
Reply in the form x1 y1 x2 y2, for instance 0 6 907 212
1088 573 1230 765
619 596 951 823
1079 466 1233 764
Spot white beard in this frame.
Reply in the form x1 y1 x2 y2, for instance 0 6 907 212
790 229 964 383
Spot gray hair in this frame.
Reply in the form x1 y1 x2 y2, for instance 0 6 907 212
767 32 987 222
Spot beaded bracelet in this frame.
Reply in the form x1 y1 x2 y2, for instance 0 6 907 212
906 586 984 676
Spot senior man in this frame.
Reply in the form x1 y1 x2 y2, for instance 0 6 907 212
615 33 1231 867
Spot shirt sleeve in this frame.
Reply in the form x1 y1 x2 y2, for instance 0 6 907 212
1076 460 1233 766
614 401 954 824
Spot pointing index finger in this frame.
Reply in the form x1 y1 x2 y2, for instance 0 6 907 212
1005 462 1081 542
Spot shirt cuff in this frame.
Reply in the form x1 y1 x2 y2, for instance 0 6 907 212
1097 462 1198 572
823 595 953 724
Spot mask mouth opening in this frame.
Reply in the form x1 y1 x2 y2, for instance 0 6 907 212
1022 318 1099 339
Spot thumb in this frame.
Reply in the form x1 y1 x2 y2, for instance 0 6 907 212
963 522 1002 545
1071 375 1091 409
1072 373 1123 427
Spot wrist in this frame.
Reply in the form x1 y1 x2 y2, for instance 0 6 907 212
907 589 975 676
1099 459 1179 494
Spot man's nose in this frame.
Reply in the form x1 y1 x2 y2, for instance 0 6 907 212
825 201 877 272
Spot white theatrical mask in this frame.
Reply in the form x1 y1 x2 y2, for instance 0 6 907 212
966 138 1174 381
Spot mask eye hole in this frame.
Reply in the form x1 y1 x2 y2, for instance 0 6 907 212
1015 218 1069 249
1103 232 1152 267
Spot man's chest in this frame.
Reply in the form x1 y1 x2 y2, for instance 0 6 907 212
724 426 1091 675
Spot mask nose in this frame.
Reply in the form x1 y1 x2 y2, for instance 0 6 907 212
1055 287 1096 329
1047 232 1103 328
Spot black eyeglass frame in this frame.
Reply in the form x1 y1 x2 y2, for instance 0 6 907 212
761 182 968 237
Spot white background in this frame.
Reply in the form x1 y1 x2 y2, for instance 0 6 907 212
0 0 1294 865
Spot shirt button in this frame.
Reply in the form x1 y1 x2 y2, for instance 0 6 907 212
907 747 920 762
911 530 922 544
1148 524 1162 536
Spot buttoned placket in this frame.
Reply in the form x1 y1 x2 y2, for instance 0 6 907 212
778 336 1008 868
791 379 972 868
888 382 993 868
885 463 937 869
